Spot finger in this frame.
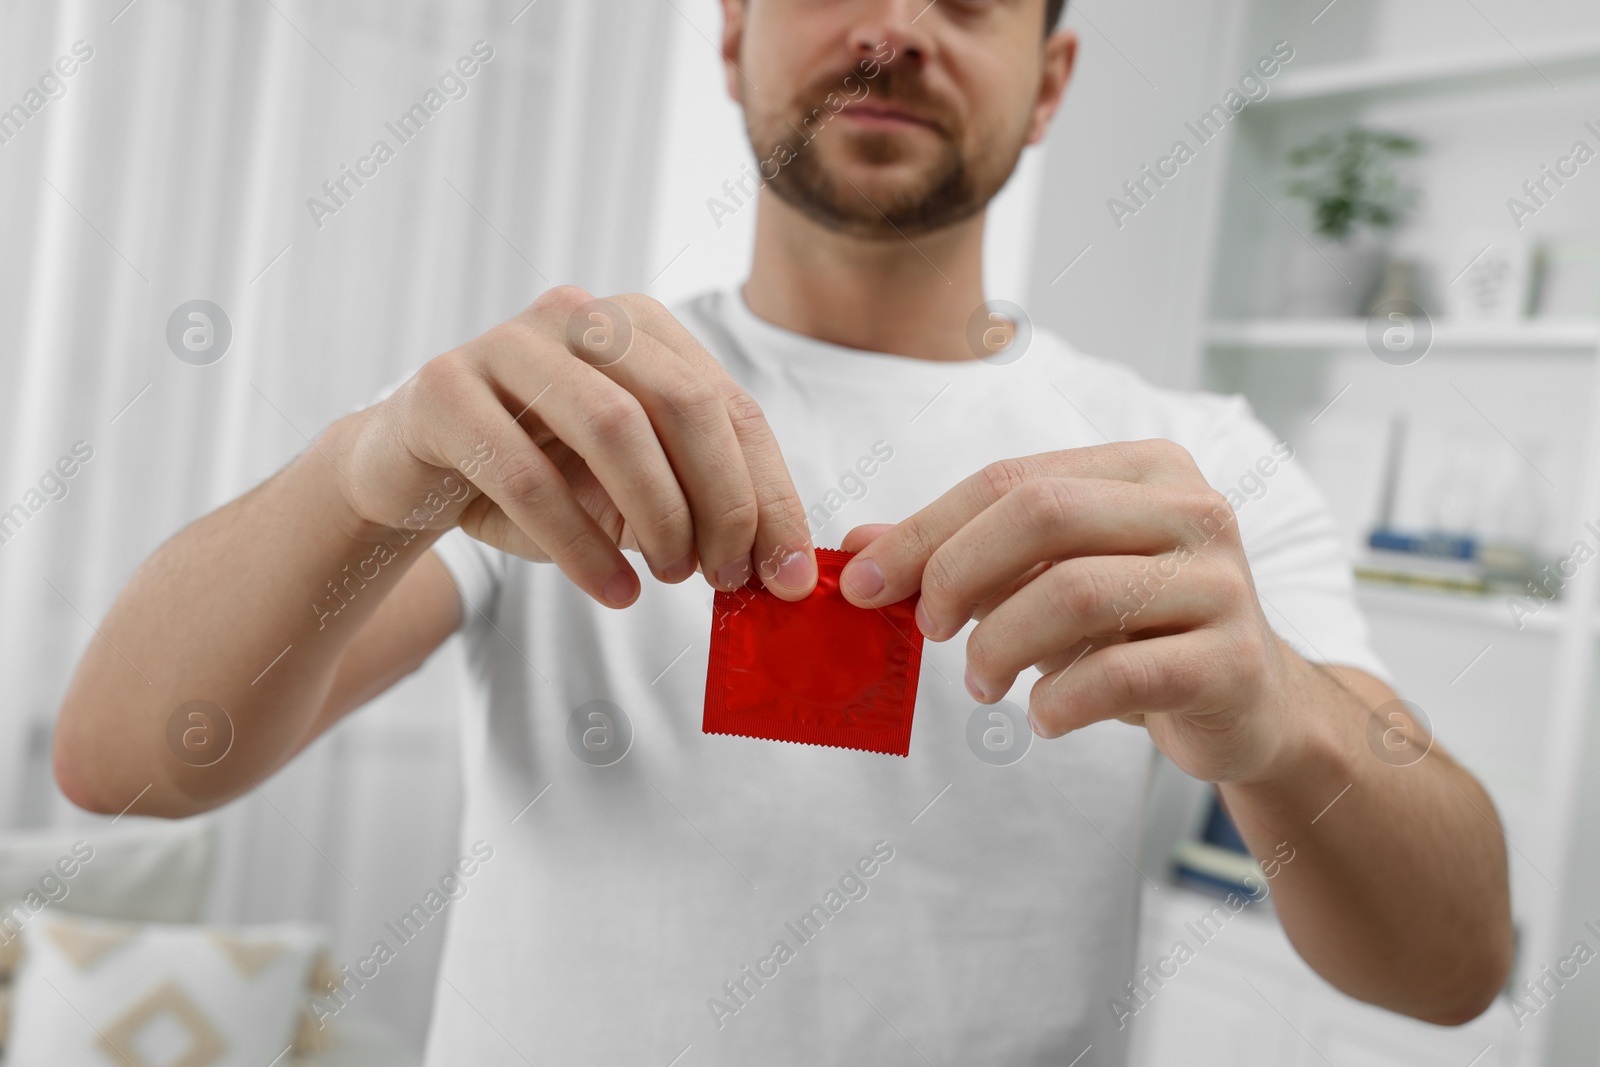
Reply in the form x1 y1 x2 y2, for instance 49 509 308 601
457 442 625 563
837 454 1119 610
870 470 1228 630
735 397 819 600
487 325 699 585
969 561 1051 623
964 554 1227 702
632 301 817 599
916 478 1227 638
840 523 895 556
1028 632 1229 738
1035 635 1121 679
583 324 761 590
838 443 1214 610
429 389 640 608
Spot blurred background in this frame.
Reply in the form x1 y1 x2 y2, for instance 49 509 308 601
1 0 1598 1062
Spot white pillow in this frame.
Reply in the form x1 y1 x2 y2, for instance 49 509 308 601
0 817 216 925
6 912 327 1067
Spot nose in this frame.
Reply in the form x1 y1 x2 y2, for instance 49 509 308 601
846 0 935 68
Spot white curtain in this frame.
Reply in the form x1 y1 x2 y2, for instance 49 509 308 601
0 0 672 1047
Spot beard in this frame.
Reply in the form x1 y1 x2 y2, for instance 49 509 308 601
745 65 1025 239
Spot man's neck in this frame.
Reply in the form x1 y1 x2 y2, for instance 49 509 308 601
741 192 988 362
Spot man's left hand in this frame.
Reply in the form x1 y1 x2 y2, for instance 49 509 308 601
839 440 1304 785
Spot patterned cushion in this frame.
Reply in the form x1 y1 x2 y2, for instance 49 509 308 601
0 819 217 938
5 911 330 1066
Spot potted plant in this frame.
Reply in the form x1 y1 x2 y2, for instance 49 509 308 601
1279 128 1421 317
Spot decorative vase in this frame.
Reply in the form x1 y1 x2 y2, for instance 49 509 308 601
1365 258 1428 315
1278 231 1387 318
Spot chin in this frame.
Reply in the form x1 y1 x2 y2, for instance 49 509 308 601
817 145 945 197
836 165 934 203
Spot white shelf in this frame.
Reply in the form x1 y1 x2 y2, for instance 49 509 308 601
1355 581 1573 635
1185 12 1600 1063
1206 318 1600 352
1260 38 1600 109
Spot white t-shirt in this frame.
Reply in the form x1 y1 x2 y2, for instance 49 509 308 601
418 288 1389 1065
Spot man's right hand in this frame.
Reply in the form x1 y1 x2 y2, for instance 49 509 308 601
332 286 818 607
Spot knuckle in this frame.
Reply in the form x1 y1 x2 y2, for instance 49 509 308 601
495 453 548 502
657 376 722 423
488 319 542 362
1052 562 1122 622
1192 485 1233 515
753 485 806 543
1185 488 1239 542
549 519 603 566
1139 436 1181 456
892 521 940 577
411 350 471 401
580 393 647 443
723 390 769 436
1135 437 1194 467
640 494 696 545
977 457 1030 502
527 284 594 320
456 319 540 374
1015 477 1074 532
1211 562 1253 604
773 488 810 532
613 291 667 318
710 491 761 542
921 552 961 608
1103 649 1158 706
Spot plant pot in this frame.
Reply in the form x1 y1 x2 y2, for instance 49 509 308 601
1278 232 1387 318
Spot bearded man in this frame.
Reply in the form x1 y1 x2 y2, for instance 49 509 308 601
56 1 1512 1062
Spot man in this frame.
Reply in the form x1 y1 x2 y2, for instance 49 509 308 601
55 0 1511 1062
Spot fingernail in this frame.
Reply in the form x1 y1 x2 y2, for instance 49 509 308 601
716 557 752 590
915 599 937 637
662 551 697 583
775 549 816 593
603 568 638 606
1027 709 1045 737
964 669 989 703
842 557 884 600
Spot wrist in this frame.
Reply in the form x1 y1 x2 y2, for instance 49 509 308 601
307 411 443 549
1232 637 1353 791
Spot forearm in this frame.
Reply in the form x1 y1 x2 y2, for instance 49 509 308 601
1217 644 1513 1024
54 411 446 817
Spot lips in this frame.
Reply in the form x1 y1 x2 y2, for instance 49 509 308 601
839 103 939 130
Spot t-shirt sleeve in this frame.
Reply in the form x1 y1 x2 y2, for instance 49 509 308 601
1195 394 1395 686
361 372 510 627
431 526 510 623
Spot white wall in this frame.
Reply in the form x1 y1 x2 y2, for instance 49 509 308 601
1024 0 1252 389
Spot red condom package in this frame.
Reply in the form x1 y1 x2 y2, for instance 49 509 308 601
703 548 925 756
